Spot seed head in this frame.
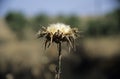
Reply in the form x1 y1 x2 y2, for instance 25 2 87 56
37 23 79 49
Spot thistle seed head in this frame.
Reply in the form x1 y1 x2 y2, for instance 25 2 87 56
37 23 79 49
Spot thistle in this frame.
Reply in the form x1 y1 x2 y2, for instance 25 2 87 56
37 23 79 79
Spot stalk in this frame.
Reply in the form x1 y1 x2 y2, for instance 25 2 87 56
55 43 62 79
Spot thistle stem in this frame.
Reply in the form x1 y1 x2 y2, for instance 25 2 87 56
55 43 62 79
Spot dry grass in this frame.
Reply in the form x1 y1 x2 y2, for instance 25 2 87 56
0 19 120 79
84 37 120 58
0 19 49 77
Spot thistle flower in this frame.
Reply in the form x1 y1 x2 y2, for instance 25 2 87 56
37 23 79 79
37 23 79 49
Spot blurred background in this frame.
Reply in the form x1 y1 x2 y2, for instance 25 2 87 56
0 0 120 79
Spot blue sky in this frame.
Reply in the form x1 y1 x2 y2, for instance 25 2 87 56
0 0 117 17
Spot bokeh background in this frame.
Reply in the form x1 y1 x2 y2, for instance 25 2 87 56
0 0 120 79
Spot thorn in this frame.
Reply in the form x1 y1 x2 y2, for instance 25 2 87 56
47 42 51 48
66 36 73 48
41 26 46 31
50 34 53 44
44 40 48 50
